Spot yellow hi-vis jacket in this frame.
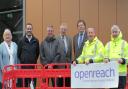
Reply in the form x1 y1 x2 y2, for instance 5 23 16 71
77 37 104 63
105 32 128 76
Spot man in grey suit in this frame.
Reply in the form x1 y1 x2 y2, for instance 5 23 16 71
0 28 18 89
57 23 72 64
56 23 72 87
73 20 87 60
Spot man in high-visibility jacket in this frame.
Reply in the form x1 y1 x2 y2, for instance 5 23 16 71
104 25 128 89
73 27 104 64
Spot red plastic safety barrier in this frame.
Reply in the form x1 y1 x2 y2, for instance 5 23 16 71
2 64 128 89
42 63 71 89
2 63 71 89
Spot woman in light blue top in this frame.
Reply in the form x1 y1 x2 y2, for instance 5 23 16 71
0 28 19 88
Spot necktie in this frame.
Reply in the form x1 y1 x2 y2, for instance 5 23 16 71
79 34 83 48
62 36 67 54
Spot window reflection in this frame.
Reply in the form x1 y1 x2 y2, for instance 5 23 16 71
0 0 23 43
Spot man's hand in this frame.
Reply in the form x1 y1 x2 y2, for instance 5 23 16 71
85 60 90 65
48 65 52 69
118 58 123 64
104 58 109 63
73 61 76 66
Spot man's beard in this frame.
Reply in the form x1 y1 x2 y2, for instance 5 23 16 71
27 32 32 37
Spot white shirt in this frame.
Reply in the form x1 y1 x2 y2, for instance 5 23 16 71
61 35 68 53
26 35 32 42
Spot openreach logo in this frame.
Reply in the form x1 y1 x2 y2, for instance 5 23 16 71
71 62 119 88
74 67 115 81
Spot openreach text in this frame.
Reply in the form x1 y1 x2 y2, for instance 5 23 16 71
74 67 115 80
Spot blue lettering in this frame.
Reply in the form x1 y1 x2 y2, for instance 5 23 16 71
84 71 88 78
80 71 84 80
110 68 115 77
100 70 105 77
74 67 115 80
89 70 94 78
74 71 79 78
96 70 100 78
105 69 110 77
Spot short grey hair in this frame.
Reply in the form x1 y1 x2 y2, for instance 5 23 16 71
111 25 120 32
3 28 12 40
3 28 12 35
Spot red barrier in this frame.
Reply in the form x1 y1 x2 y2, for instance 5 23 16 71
2 64 71 89
42 63 71 89
2 64 128 89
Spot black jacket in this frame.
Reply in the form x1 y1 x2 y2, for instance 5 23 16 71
18 35 39 64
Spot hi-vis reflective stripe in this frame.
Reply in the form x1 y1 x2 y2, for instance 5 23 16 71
121 40 125 58
119 72 127 76
107 40 125 58
94 41 98 57
80 40 99 61
110 58 120 61
80 55 95 61
107 42 110 58
110 58 126 63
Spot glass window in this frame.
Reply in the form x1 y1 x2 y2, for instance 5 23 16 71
0 0 24 44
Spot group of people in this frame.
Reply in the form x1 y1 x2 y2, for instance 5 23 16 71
0 19 127 89
0 23 40 88
73 21 128 89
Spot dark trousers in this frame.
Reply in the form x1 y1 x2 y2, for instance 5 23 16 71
24 78 36 87
0 82 2 89
110 76 126 89
17 78 36 87
57 78 70 87
17 66 36 87
65 78 70 87
57 78 63 87
51 78 55 87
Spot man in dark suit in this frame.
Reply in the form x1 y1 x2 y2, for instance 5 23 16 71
56 23 72 87
73 20 87 60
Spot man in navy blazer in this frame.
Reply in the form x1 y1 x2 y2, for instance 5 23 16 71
73 20 87 60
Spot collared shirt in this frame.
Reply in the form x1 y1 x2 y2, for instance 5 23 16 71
61 35 68 53
26 35 32 42
78 32 85 48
